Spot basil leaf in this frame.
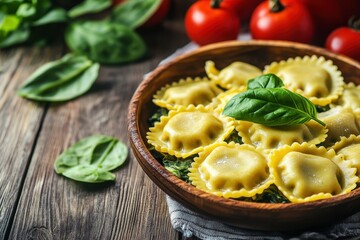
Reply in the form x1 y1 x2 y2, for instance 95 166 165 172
65 20 146 64
223 88 325 127
109 0 161 29
31 8 68 26
18 54 99 102
68 0 112 18
247 73 284 89
54 135 128 183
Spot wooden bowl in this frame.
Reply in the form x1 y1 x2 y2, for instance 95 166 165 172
127 40 360 231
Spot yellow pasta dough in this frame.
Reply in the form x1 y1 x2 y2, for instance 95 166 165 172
153 77 223 110
331 82 360 113
147 105 234 158
235 120 327 150
318 107 360 146
189 142 273 198
205 60 262 89
270 143 358 203
333 135 360 181
264 55 344 106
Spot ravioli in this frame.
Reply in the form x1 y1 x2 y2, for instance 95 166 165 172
332 82 360 113
333 135 360 181
264 55 344 106
153 77 223 110
235 120 327 150
205 60 262 89
270 143 358 203
189 142 273 198
318 107 360 146
147 105 234 158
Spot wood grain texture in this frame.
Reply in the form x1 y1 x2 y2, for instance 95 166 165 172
0 45 64 239
6 1 192 239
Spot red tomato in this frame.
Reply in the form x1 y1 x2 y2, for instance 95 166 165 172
299 0 360 42
113 0 170 28
201 0 263 21
185 0 240 46
250 0 314 43
325 18 360 62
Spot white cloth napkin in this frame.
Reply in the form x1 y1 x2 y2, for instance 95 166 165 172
159 38 360 239
166 196 360 240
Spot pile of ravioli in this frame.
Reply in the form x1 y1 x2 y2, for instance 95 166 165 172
147 55 360 203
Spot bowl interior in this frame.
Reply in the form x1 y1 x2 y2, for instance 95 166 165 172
128 40 360 231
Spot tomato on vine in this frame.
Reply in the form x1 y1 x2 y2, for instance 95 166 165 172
250 0 314 43
185 0 240 46
325 16 360 62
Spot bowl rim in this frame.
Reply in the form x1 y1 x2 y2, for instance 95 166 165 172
128 40 360 212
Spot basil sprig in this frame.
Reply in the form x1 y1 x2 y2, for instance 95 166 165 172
54 135 128 183
17 53 99 102
223 74 326 127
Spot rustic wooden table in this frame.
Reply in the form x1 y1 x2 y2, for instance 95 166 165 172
0 1 196 239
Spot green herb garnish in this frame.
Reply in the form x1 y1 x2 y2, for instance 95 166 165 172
54 135 128 183
239 184 289 203
223 74 326 127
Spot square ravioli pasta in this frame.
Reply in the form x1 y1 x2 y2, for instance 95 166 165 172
147 56 360 203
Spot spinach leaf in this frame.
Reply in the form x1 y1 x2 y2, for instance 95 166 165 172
0 24 30 47
54 135 128 183
31 8 68 26
163 158 193 183
18 54 99 102
223 87 325 127
109 0 161 29
68 0 112 18
0 0 67 48
65 20 147 64
247 73 284 89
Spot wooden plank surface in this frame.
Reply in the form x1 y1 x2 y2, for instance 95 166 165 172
0 46 64 239
4 1 192 239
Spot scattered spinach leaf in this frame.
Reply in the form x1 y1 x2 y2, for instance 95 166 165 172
224 130 243 144
68 0 112 18
109 0 161 29
65 20 147 64
0 0 67 48
148 108 168 127
149 146 194 183
54 135 128 183
17 53 99 102
315 104 330 113
238 184 289 203
223 74 325 127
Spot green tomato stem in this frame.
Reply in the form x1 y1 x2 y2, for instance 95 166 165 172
349 16 360 31
270 0 285 13
211 0 223 9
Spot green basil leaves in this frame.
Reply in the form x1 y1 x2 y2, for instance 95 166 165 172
54 135 128 183
223 74 326 127
109 0 161 29
68 0 112 18
17 54 99 102
65 20 147 64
